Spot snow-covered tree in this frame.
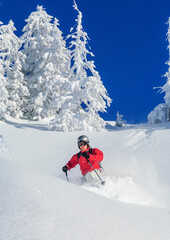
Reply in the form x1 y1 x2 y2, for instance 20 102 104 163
115 111 126 127
148 18 170 124
0 22 8 120
21 6 70 120
0 20 28 118
0 58 8 120
148 103 168 124
162 17 170 107
49 1 111 131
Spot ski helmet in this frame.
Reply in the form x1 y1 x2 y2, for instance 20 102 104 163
77 135 89 145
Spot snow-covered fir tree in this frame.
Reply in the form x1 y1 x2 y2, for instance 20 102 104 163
115 111 126 127
49 1 111 131
161 17 170 120
21 6 70 120
148 103 168 124
0 22 8 120
148 18 170 124
0 20 28 118
162 18 170 107
0 57 8 120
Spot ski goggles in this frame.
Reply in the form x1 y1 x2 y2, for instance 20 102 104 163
78 141 87 148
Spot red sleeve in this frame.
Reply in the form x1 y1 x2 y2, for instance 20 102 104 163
88 148 103 164
66 154 79 170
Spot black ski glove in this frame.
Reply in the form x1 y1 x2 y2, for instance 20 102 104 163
62 165 68 173
81 152 90 161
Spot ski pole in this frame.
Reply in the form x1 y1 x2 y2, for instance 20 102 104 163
87 160 105 185
65 172 69 182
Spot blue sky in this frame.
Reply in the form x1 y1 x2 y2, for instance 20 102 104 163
1 0 170 123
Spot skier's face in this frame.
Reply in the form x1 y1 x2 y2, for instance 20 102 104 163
80 144 88 151
79 141 88 151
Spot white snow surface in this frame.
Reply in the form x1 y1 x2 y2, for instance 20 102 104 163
1 118 170 240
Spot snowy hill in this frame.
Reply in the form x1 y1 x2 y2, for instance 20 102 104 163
1 118 170 240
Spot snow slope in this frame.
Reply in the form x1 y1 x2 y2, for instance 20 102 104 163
1 118 170 240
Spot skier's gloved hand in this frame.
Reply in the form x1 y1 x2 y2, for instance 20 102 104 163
62 165 68 173
81 152 90 160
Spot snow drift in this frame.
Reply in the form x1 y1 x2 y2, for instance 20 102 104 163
0 118 170 240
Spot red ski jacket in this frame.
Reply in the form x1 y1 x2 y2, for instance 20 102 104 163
66 147 103 176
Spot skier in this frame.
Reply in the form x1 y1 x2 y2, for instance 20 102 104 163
62 135 104 183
